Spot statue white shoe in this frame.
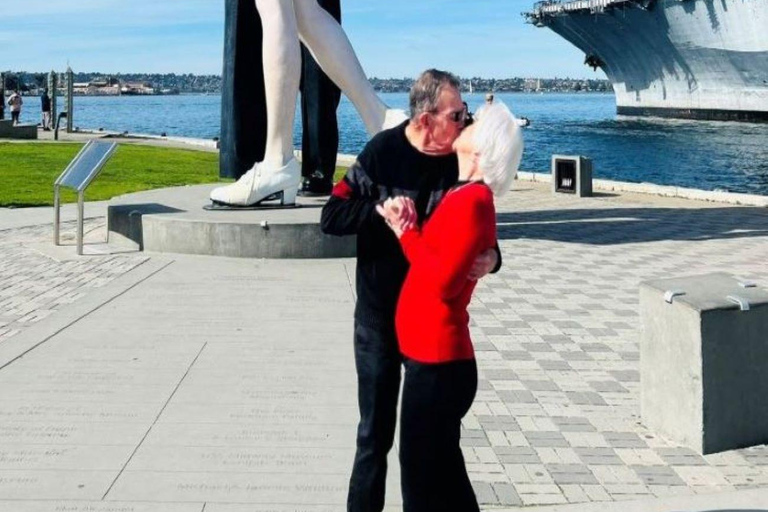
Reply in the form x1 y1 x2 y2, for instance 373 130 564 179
380 108 409 131
210 157 301 207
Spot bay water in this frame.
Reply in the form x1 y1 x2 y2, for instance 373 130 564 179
16 92 768 195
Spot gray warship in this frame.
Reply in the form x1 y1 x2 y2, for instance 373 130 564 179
526 0 768 122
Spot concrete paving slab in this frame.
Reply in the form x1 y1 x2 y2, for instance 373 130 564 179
180 366 357 387
156 403 359 425
141 422 356 449
0 469 116 499
519 487 768 511
0 383 182 405
106 470 398 506
0 202 110 231
0 256 165 369
0 421 149 446
0 444 134 471
0 502 202 512
0 401 162 424
2 180 768 510
126 445 354 473
206 506 400 512
169 382 355 406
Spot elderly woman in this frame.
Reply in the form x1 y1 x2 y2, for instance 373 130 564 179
377 102 523 512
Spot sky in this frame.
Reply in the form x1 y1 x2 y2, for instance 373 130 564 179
4 0 606 80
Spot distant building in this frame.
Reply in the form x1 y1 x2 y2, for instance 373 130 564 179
120 82 155 95
71 81 120 96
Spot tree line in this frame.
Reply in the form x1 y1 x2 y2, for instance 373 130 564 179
2 72 611 94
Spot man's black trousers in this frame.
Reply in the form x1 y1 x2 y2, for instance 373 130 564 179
348 323 401 512
400 358 480 512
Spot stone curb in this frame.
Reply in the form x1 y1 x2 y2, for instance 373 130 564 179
517 170 768 207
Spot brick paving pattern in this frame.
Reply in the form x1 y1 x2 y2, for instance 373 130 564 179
0 219 149 346
463 187 768 507
3 186 768 508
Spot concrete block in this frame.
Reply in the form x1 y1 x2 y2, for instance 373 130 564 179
552 155 592 197
640 272 768 454
0 119 37 139
107 185 356 259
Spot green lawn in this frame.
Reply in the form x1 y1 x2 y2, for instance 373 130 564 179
0 142 350 208
0 142 221 207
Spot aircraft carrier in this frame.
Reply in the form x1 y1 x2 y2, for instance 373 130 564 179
526 0 768 121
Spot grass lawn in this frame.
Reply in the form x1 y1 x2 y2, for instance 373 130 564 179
0 142 221 207
0 142 350 208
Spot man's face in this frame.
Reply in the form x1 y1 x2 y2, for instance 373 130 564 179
427 86 466 153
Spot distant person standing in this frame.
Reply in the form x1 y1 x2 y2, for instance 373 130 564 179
8 90 22 126
41 89 52 130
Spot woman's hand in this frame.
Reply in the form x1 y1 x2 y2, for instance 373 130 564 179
376 196 416 238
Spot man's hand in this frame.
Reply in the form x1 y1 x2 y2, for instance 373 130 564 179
468 248 498 281
376 196 416 238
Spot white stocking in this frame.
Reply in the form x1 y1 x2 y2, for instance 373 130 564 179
255 0 301 168
294 0 388 136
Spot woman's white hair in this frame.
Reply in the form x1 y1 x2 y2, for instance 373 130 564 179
472 102 524 197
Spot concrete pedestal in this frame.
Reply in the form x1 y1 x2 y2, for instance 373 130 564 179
107 184 355 259
640 273 768 454
0 119 37 139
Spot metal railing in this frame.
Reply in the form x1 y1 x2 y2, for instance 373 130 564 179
526 0 652 22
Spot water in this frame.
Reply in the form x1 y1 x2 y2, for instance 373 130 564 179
13 92 768 195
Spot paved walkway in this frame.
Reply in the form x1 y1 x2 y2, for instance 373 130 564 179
1 182 768 511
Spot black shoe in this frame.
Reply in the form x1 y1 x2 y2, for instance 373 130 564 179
298 171 333 197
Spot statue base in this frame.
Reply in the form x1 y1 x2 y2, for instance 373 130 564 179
203 202 302 211
107 184 355 259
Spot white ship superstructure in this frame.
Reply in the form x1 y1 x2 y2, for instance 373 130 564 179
526 0 768 121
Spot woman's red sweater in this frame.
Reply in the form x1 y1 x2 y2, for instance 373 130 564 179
396 181 496 364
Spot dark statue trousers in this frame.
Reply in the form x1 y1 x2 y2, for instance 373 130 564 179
220 0 341 182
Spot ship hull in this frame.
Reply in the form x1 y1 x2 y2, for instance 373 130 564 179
531 0 768 122
617 106 768 123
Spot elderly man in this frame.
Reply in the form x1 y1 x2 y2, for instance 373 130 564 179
321 69 500 512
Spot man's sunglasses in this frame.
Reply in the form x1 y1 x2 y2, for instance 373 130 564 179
462 102 474 126
432 105 474 125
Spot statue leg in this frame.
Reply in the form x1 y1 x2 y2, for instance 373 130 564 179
257 0 301 167
299 0 341 196
220 0 266 180
294 1 408 136
211 0 302 207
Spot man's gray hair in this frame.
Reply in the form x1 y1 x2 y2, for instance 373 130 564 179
409 69 461 119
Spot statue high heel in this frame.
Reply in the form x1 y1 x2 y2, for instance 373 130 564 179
210 158 301 207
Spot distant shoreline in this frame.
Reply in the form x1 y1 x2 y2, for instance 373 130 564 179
4 90 614 97
3 73 612 96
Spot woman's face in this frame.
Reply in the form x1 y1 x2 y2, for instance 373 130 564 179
452 122 478 156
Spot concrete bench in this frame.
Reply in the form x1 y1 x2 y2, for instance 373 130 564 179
640 272 768 454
